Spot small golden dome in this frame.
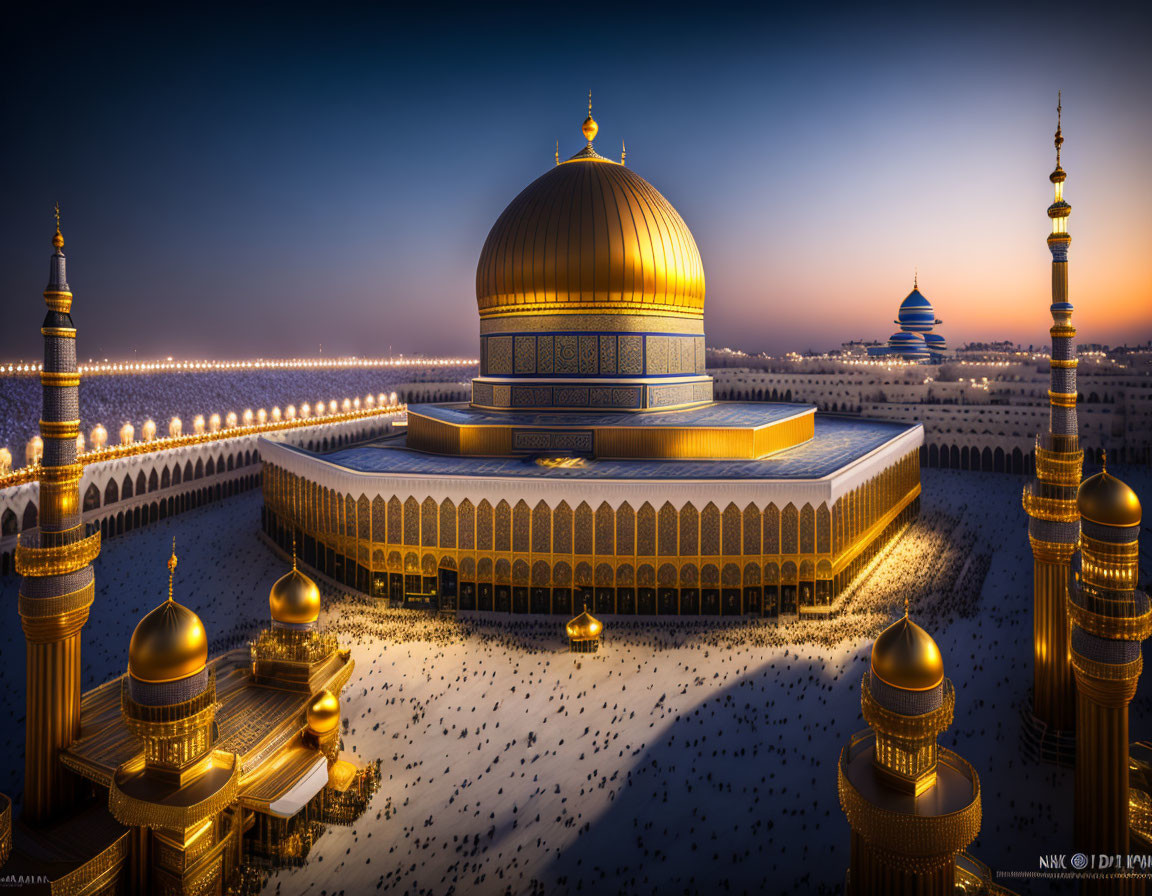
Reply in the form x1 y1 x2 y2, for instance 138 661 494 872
128 600 208 684
870 613 944 691
1079 464 1141 528
566 608 602 641
307 689 340 735
270 552 321 625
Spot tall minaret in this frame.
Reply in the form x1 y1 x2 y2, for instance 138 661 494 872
1069 459 1147 890
1023 94 1081 743
14 210 100 823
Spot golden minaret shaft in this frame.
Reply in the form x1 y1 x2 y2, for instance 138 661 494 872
1023 94 1081 739
14 213 101 823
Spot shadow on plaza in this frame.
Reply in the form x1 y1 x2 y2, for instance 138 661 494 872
530 662 861 896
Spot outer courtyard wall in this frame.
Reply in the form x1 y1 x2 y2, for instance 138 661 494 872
711 366 1152 469
0 412 403 573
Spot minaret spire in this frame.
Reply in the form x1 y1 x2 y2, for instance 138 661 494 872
1055 90 1062 168
1022 93 1081 754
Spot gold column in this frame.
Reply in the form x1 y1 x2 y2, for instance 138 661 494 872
1032 554 1076 731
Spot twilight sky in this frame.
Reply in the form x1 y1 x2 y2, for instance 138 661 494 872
2 2 1150 361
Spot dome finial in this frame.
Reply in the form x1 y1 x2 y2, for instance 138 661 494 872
581 90 598 145
913 267 917 290
555 140 559 166
621 140 626 166
1055 90 1063 167
1101 449 1106 473
904 595 909 617
167 538 178 602
53 202 63 250
291 533 298 570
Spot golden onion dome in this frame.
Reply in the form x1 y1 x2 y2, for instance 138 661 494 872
566 608 602 641
307 689 340 735
870 613 944 691
128 544 208 683
270 552 321 625
476 118 705 320
1079 464 1141 528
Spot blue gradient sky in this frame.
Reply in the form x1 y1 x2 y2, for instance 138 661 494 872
2 2 1149 361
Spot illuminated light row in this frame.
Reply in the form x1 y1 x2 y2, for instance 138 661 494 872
0 357 478 376
2 393 405 479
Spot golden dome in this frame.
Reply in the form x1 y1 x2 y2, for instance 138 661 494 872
128 600 208 684
307 689 340 735
870 613 944 691
1079 465 1141 528
566 608 602 641
476 119 705 320
128 543 208 684
270 551 321 625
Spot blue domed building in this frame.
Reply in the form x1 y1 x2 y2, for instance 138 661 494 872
869 277 947 362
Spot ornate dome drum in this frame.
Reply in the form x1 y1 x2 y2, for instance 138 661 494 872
470 107 713 413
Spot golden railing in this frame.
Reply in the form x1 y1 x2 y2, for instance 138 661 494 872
15 523 101 577
1022 487 1079 523
1034 441 1083 485
0 403 406 489
838 732 981 859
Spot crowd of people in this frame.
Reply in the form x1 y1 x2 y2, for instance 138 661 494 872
0 364 474 459
1 466 1149 893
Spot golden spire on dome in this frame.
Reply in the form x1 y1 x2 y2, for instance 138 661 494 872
167 538 177 601
53 202 63 249
621 140 626 165
555 140 559 166
913 268 918 290
581 90 598 145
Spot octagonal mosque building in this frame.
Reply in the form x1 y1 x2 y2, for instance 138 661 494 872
259 107 923 618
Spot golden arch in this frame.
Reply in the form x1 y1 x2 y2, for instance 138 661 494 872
680 563 699 587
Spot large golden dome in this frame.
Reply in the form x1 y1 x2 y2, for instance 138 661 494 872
1079 466 1141 528
270 560 321 625
476 127 705 319
128 600 208 684
870 613 944 691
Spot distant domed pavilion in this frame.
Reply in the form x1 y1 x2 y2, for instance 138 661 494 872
260 99 923 619
868 276 947 362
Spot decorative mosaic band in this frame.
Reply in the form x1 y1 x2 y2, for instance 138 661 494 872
481 332 705 378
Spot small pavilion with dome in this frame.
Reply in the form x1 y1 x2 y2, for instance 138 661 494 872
868 276 948 362
566 605 603 653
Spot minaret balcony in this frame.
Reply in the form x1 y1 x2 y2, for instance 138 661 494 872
15 523 101 577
